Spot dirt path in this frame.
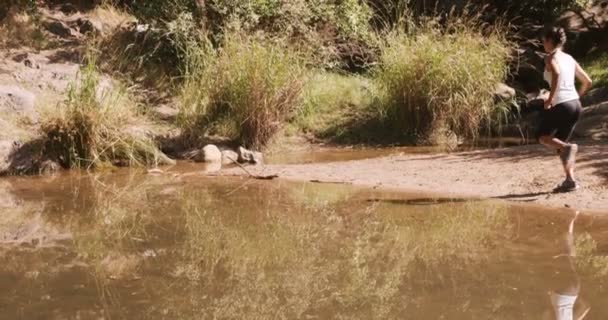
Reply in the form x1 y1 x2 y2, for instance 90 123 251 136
225 143 608 212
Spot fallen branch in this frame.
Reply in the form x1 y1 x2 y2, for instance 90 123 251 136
227 156 279 180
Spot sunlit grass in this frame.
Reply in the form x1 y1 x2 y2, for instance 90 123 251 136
375 20 511 144
40 53 174 169
179 32 308 149
581 51 608 89
295 72 381 142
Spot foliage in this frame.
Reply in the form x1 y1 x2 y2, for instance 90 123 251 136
375 21 511 142
581 51 608 88
40 54 173 169
0 0 38 20
128 0 373 69
99 12 208 91
179 34 308 149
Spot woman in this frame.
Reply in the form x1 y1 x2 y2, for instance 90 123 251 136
539 27 593 192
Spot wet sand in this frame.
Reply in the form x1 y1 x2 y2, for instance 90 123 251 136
224 142 608 212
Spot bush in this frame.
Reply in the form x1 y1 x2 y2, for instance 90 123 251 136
41 54 173 169
179 34 308 149
98 12 208 91
375 23 511 142
127 0 373 69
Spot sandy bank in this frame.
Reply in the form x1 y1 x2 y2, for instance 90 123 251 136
224 143 608 212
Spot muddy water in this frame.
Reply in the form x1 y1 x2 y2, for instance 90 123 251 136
1 168 607 320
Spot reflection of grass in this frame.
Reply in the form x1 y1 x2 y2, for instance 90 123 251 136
43 175 513 319
166 194 511 319
575 233 608 283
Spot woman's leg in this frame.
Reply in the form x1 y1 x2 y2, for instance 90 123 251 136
554 100 583 183
539 135 574 181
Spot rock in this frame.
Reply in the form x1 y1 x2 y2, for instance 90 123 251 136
59 3 78 15
194 145 222 163
221 150 239 165
0 140 16 173
495 83 516 101
575 102 608 140
0 85 36 117
76 18 102 35
153 105 179 122
581 87 608 107
38 160 61 176
44 20 78 38
237 147 264 165
23 58 40 69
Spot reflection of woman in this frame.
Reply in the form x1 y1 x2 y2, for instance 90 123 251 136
543 211 590 320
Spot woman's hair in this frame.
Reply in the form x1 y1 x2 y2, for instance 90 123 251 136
543 26 567 47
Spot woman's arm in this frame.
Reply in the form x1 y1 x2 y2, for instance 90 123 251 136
575 63 593 97
546 55 560 109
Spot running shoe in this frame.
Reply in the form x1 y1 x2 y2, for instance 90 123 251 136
553 179 580 193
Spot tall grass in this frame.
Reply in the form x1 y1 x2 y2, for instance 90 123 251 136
179 33 308 149
375 21 511 143
40 54 173 169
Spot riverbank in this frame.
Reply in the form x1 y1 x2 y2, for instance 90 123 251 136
224 142 608 212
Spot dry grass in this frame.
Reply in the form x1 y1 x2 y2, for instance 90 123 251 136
40 54 173 169
0 9 47 49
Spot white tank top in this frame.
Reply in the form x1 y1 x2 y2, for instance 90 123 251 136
544 51 579 105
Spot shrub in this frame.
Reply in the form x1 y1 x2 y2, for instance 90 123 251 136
98 12 207 91
41 54 173 169
179 34 308 149
375 22 511 142
126 0 373 69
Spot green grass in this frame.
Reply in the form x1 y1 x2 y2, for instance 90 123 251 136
581 51 608 89
375 24 511 143
295 72 382 143
179 33 308 149
40 54 173 169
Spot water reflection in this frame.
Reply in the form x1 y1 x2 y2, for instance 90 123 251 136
544 211 590 320
0 171 607 319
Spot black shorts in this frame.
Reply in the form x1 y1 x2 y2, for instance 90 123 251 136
537 99 582 141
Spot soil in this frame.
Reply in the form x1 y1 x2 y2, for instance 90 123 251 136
224 142 608 212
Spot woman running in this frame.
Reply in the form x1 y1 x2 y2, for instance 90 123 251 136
539 27 593 192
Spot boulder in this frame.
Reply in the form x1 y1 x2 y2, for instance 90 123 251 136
575 101 608 139
0 140 16 173
221 150 239 165
39 160 61 176
44 20 78 38
494 83 516 101
0 85 36 117
194 144 222 163
59 3 78 15
76 18 103 36
237 147 263 165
